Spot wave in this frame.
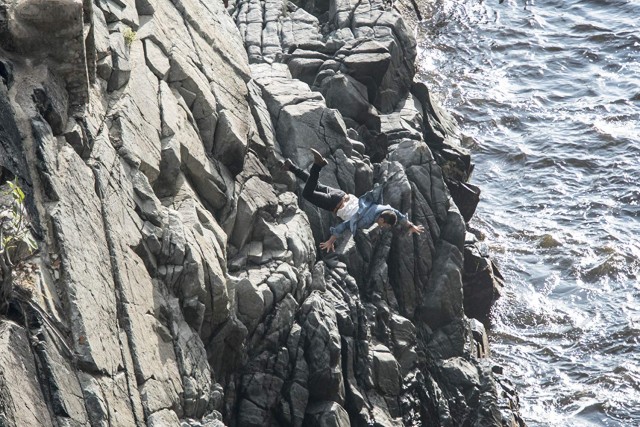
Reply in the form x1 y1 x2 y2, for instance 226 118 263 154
571 23 610 33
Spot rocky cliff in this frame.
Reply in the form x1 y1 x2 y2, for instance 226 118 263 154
0 0 523 426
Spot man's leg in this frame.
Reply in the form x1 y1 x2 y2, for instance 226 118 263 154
284 158 334 194
286 161 311 183
302 164 345 211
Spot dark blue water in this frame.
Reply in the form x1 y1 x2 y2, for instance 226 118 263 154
417 0 640 425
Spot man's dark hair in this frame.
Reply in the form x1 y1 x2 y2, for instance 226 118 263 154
379 210 397 226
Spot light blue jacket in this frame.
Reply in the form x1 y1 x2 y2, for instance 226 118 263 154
329 188 407 237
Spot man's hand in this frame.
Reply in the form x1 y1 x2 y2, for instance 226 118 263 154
407 222 425 236
320 235 337 253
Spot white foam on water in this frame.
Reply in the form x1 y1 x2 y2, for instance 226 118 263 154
418 0 640 425
592 117 639 140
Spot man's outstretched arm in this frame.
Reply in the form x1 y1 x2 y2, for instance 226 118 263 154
321 221 350 252
320 235 337 253
329 220 349 238
389 208 424 235
406 222 425 235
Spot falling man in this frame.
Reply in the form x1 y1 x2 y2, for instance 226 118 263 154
282 149 425 252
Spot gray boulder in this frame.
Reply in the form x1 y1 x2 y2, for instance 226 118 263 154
0 0 89 104
304 401 350 427
144 38 171 80
421 240 464 329
319 73 380 130
107 31 132 91
0 322 54 426
463 243 505 321
299 292 345 404
372 345 401 396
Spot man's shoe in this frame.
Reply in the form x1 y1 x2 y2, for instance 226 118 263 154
310 148 328 166
281 159 293 171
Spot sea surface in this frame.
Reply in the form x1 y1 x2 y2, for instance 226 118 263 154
416 0 640 425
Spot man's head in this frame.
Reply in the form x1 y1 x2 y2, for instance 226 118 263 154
376 210 397 229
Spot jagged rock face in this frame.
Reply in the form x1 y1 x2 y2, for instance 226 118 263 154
0 1 521 427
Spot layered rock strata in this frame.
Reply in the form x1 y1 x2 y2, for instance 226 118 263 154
0 0 521 426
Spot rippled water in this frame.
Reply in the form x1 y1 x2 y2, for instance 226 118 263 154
417 0 640 425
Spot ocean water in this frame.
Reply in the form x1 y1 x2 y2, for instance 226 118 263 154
416 0 640 426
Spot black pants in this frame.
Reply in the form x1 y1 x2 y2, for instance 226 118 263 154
291 163 345 212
